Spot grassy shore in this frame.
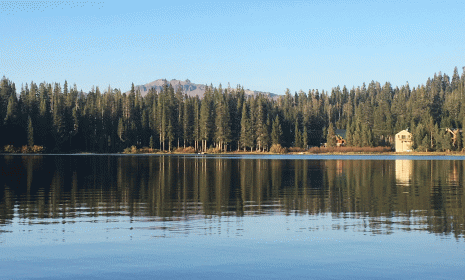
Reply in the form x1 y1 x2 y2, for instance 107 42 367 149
3 144 465 156
3 151 465 156
120 145 465 156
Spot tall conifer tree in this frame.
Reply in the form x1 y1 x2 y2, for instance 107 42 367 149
327 123 336 147
271 115 283 145
28 116 34 147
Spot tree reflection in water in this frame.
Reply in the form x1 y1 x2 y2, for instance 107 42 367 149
0 155 464 239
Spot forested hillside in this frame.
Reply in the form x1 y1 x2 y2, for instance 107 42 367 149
1 66 465 153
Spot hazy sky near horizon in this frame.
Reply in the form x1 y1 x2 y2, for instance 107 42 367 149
1 0 464 94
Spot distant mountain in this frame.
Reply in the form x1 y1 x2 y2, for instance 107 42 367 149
243 88 278 99
129 79 278 99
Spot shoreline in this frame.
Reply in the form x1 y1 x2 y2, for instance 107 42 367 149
3 151 465 157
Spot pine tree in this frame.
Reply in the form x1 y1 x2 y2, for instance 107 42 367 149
345 121 352 146
294 121 302 147
141 109 148 146
199 91 212 151
149 135 154 150
174 83 184 149
271 115 283 145
461 116 465 151
118 117 125 143
322 126 327 145
443 132 452 151
193 97 201 151
362 123 373 147
254 97 268 151
327 123 336 147
240 102 253 151
28 82 38 117
52 83 64 147
433 123 442 150
4 93 18 125
412 123 424 150
457 129 462 151
183 98 192 148
303 126 308 149
0 77 10 122
264 117 271 151
419 135 430 152
28 116 34 147
214 96 231 151
157 87 172 151
167 119 174 152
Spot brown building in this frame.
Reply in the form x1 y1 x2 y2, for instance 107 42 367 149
395 129 413 152
335 129 346 147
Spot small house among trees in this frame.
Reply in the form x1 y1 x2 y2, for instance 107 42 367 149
335 129 346 147
445 128 461 148
395 129 413 152
1 65 465 154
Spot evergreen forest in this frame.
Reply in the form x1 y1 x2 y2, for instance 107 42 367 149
1 66 465 153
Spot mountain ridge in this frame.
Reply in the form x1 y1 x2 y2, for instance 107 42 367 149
129 79 278 98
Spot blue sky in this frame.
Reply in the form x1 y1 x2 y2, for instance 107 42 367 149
1 0 464 94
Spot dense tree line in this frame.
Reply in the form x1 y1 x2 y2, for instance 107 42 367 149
1 66 465 153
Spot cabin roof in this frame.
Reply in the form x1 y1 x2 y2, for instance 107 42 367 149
395 129 412 136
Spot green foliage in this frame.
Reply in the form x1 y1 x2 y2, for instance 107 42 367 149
118 118 125 142
149 135 154 149
167 120 174 151
123 145 138 154
302 126 308 149
294 121 302 148
327 123 336 147
174 146 196 153
214 96 231 151
206 146 222 153
412 124 424 150
28 116 34 147
271 115 282 145
254 96 269 151
4 93 18 125
442 133 452 151
456 130 462 151
270 144 287 154
240 102 253 151
1 66 465 153
4 145 16 153
418 135 430 152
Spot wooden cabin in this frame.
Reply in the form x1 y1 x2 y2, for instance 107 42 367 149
395 129 413 152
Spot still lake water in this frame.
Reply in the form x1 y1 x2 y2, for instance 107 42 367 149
1 154 464 279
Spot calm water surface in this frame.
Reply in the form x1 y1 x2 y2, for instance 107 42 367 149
1 154 464 279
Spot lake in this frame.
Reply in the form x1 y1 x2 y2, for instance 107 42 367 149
1 154 464 279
